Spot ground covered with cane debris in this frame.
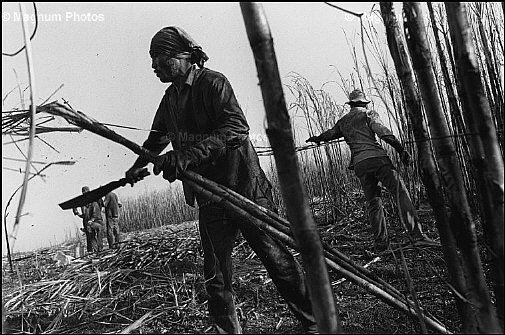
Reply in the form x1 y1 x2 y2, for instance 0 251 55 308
3 194 482 334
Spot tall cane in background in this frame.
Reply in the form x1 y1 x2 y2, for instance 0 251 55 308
240 3 341 333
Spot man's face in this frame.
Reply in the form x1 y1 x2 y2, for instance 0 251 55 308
151 53 183 83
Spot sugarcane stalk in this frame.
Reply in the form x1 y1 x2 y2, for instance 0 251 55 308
187 169 381 287
38 101 449 333
446 3 504 328
187 170 402 301
185 166 448 333
381 2 475 331
13 2 37 250
38 102 162 165
324 257 449 333
404 3 500 332
184 176 449 333
240 3 340 333
209 174 416 306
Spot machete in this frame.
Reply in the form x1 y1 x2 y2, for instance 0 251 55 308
58 169 150 210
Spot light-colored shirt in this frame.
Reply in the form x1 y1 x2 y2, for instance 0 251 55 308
318 107 395 169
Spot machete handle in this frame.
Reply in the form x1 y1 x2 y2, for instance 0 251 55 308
126 167 151 186
140 167 151 178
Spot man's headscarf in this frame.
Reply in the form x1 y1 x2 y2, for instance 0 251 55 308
150 26 209 68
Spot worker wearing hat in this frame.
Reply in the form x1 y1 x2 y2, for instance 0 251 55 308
307 89 438 252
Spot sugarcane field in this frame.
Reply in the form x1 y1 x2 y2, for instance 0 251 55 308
2 2 504 334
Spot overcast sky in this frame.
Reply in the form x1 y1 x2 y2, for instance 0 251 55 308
2 2 389 254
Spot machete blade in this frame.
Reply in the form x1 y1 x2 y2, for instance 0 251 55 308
58 178 127 210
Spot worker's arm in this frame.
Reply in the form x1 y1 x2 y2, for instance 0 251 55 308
306 123 343 144
125 98 171 185
367 110 410 164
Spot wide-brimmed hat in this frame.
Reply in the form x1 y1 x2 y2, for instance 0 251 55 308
346 89 371 104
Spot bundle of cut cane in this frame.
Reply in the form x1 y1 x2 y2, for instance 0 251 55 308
4 224 205 334
34 101 449 333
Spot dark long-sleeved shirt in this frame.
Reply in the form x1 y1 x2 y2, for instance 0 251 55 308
317 107 401 169
85 201 103 223
74 201 103 226
133 65 270 207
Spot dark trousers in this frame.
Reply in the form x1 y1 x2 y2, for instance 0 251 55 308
198 197 315 333
106 216 121 249
83 222 93 252
88 221 104 252
354 156 425 246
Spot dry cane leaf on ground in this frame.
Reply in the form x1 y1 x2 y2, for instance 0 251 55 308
3 202 462 334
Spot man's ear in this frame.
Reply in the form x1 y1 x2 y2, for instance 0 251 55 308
180 58 192 70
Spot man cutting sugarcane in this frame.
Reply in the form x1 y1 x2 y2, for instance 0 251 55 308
306 89 439 253
124 26 317 334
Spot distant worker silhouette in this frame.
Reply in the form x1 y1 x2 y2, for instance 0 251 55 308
103 191 122 249
73 186 104 254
